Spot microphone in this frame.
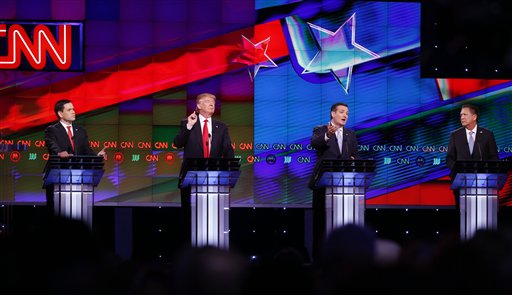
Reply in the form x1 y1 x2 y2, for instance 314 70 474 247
345 133 349 157
205 134 211 146
477 142 482 161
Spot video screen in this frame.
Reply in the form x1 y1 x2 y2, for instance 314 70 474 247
1 0 511 207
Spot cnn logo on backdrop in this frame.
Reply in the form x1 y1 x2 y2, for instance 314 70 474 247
0 21 83 71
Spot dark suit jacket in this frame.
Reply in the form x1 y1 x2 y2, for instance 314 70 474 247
446 126 499 178
173 118 235 159
308 124 359 189
44 122 96 156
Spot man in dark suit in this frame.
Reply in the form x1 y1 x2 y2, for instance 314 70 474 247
446 104 498 212
173 93 234 245
44 99 105 215
309 102 359 260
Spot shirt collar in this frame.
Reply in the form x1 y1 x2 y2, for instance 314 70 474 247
198 114 211 123
466 125 477 135
60 121 72 129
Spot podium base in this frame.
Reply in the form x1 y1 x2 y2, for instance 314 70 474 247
460 187 498 240
53 184 94 228
191 184 230 249
325 186 365 235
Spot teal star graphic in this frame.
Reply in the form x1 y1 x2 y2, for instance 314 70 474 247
303 13 380 93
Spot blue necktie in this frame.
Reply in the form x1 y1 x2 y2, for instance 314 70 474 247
468 131 474 154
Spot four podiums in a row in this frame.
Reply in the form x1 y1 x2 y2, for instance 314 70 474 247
43 156 510 249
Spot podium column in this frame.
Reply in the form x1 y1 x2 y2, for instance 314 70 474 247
179 159 241 250
324 173 369 235
190 177 230 249
458 174 500 240
53 183 94 228
43 156 104 229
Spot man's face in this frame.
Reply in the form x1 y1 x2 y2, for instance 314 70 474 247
197 96 215 117
331 105 349 127
59 102 76 123
460 107 476 128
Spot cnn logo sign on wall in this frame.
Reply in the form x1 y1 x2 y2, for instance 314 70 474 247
0 21 83 71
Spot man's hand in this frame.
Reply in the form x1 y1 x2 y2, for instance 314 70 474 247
187 111 198 129
326 123 337 138
57 151 72 158
98 146 107 158
98 146 106 156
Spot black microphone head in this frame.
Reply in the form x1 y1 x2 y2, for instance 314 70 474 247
209 133 211 138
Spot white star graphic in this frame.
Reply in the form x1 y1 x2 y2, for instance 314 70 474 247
304 13 380 93
232 35 278 81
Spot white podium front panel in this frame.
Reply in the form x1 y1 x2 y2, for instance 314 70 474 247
325 186 365 234
53 184 94 228
191 184 230 249
460 186 498 240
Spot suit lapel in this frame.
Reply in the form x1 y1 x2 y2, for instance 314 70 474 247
474 127 482 144
473 127 484 158
460 128 471 156
72 126 78 148
56 124 71 149
193 121 204 155
342 130 350 155
329 127 341 156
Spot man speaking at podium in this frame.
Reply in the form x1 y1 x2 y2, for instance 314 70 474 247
309 102 359 259
44 99 106 215
173 93 234 245
446 104 498 211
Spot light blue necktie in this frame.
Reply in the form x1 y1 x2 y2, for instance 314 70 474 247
468 131 474 154
336 129 343 154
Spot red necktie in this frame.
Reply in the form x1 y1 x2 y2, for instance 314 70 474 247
66 125 75 152
202 119 210 158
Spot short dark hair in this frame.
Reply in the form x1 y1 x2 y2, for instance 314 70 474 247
461 104 479 120
54 99 72 120
330 102 348 119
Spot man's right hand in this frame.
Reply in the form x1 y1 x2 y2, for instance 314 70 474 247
326 123 337 138
186 112 198 129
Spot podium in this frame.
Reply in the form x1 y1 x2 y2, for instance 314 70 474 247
43 155 104 228
451 160 510 240
312 159 376 235
179 158 241 249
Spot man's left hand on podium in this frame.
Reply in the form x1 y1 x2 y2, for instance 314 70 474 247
98 146 107 159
